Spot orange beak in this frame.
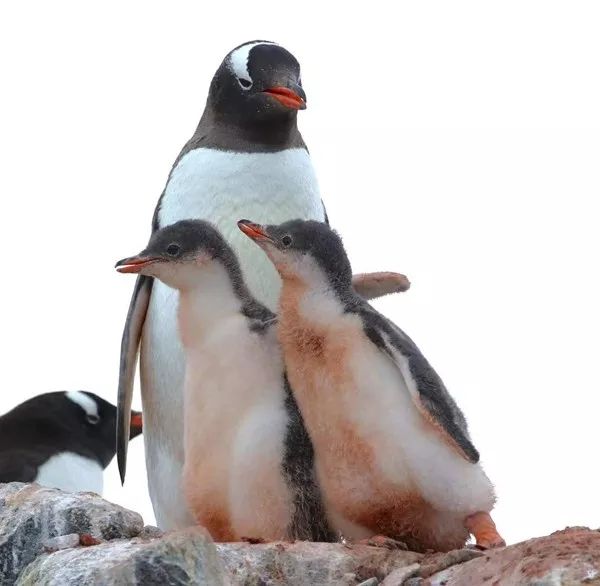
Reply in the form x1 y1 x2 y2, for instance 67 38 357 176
129 411 143 439
237 220 273 243
115 256 159 274
262 86 306 110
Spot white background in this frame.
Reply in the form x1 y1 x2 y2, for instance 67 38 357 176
0 1 598 546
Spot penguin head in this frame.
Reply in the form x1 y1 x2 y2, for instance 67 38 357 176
116 220 241 291
8 391 142 469
208 41 306 124
238 219 353 295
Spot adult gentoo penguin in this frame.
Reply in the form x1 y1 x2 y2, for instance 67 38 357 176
116 220 332 542
0 391 142 494
117 40 409 529
239 219 505 552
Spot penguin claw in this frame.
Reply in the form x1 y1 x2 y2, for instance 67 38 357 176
473 535 507 550
240 536 266 544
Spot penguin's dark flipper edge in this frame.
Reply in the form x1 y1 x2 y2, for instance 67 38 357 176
117 275 152 484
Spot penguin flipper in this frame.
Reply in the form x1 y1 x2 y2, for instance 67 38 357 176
117 274 152 484
360 306 480 463
320 202 410 300
352 272 411 300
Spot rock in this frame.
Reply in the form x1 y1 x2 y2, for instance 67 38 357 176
17 527 226 586
216 541 422 585
424 527 600 585
3 482 600 586
42 534 80 553
418 549 484 578
0 483 143 584
139 525 164 539
381 564 421 585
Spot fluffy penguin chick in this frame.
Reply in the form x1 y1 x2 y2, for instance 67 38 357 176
239 219 505 552
116 220 331 542
0 391 142 494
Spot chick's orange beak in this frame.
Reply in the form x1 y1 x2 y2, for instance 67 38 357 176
262 86 306 110
115 256 158 274
237 220 273 243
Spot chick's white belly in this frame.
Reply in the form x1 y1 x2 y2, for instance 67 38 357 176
141 147 324 529
182 321 291 539
345 340 496 515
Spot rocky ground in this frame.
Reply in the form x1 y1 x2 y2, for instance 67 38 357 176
1 483 598 585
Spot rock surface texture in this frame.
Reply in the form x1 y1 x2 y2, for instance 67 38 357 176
1 483 598 585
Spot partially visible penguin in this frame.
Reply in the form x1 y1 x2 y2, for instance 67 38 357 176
239 219 505 552
117 40 410 529
116 220 332 542
0 391 142 494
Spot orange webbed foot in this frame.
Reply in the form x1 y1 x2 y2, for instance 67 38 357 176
464 511 506 550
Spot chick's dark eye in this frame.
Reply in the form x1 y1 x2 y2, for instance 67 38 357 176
281 235 292 247
166 243 180 256
238 78 252 89
86 414 100 425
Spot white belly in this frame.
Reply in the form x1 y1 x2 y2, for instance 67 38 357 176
338 336 495 515
35 453 104 494
141 147 325 529
183 318 292 539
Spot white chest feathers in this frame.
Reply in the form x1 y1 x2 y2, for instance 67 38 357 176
35 453 104 494
158 147 325 309
159 147 323 230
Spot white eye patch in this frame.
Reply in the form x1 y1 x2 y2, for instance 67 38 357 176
65 390 99 419
228 41 278 89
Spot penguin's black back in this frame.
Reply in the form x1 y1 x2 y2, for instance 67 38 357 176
0 391 118 483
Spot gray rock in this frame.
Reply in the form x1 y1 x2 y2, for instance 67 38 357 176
216 541 422 586
357 579 379 586
139 525 164 539
42 534 81 552
381 564 421 586
17 527 226 586
0 483 143 584
424 528 600 585
418 548 483 578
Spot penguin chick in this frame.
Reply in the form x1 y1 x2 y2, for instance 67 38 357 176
0 391 142 494
239 219 505 552
115 220 331 543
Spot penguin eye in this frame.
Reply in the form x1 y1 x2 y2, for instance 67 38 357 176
86 414 100 425
238 78 252 90
281 235 292 247
166 243 181 257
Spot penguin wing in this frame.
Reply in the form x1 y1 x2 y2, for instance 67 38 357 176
117 274 152 483
0 451 38 483
359 306 480 463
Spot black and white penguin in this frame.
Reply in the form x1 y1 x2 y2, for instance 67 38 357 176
117 40 409 529
240 219 505 552
0 391 142 494
116 220 332 542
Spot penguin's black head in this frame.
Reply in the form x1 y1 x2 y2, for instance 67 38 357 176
208 41 306 124
62 391 142 468
4 391 142 469
238 219 353 297
115 220 244 292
